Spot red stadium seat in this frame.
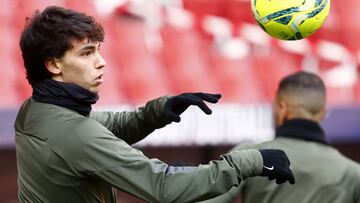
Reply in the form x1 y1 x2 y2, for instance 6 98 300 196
182 0 221 19
0 27 21 107
65 0 97 16
222 0 255 24
160 24 219 94
210 53 265 103
253 48 300 101
107 14 170 104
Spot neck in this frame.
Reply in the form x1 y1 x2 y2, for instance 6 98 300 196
32 79 99 116
276 119 328 144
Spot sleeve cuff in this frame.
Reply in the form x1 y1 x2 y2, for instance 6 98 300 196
229 149 264 180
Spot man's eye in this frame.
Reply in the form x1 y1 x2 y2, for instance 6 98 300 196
81 51 91 56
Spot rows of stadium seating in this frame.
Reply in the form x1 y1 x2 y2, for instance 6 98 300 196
0 0 359 108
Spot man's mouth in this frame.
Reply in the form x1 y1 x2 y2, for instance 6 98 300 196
95 74 104 83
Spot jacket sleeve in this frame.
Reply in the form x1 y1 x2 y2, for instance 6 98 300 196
347 160 360 203
197 143 262 203
195 187 242 203
89 96 171 145
67 120 263 203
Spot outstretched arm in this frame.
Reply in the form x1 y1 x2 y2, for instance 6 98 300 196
68 120 294 203
70 121 263 203
90 93 222 145
90 96 170 145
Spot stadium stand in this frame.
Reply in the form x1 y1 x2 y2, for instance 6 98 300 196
0 1 28 107
0 0 358 108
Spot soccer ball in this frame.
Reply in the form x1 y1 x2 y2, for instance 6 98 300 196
251 0 330 40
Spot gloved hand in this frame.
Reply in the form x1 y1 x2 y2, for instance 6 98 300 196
259 149 296 184
162 93 222 122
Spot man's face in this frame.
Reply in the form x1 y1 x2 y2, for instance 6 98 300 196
53 39 106 93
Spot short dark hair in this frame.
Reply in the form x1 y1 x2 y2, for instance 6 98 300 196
278 71 326 115
19 6 104 85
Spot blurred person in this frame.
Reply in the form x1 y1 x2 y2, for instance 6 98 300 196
15 6 295 203
200 71 360 203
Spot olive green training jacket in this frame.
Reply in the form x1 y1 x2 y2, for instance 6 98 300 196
15 97 263 203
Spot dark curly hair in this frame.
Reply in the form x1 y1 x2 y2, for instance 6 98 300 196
19 6 105 85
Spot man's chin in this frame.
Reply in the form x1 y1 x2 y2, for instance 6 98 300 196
88 86 100 94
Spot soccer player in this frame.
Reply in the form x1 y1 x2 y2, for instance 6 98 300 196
200 71 360 203
15 6 295 203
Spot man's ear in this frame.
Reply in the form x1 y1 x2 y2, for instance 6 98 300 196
315 107 327 122
278 100 289 122
45 58 62 75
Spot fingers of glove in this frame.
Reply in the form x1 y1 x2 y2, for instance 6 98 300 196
285 170 296 184
276 177 287 184
277 158 294 184
276 169 296 185
170 95 213 115
288 174 296 184
275 174 295 184
192 93 222 103
179 94 213 115
195 100 212 115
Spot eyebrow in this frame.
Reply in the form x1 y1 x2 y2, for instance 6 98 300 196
77 43 100 53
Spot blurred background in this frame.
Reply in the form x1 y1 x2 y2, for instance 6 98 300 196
0 0 359 202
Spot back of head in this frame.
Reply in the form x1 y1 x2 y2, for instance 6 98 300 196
19 6 104 86
275 71 326 124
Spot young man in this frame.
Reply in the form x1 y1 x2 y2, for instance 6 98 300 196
16 6 295 203
200 71 360 203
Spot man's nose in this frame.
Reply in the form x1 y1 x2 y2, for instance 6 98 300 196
96 53 106 69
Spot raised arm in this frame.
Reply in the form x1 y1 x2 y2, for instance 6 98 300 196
90 93 222 145
90 96 170 145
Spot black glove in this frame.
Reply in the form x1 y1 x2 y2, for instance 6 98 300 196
162 93 222 122
259 149 296 184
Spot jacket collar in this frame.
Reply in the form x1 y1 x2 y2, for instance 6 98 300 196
275 119 328 145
